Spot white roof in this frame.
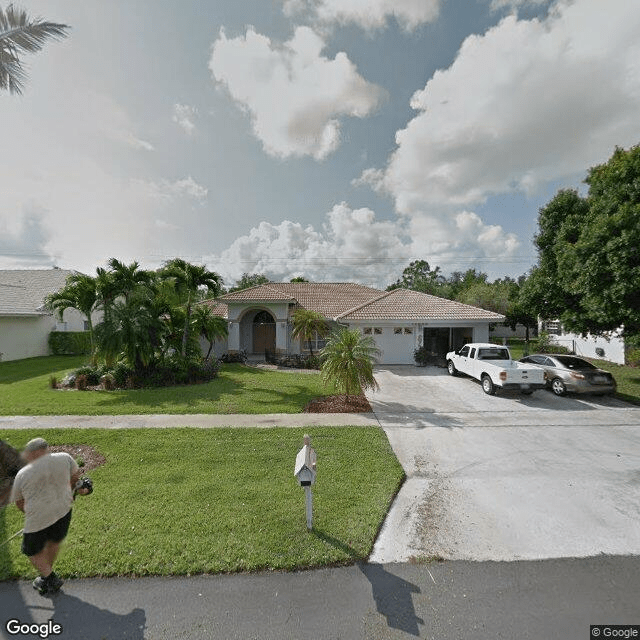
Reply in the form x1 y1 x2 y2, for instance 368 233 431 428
0 269 77 316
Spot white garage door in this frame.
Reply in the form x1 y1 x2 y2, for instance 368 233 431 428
368 326 415 365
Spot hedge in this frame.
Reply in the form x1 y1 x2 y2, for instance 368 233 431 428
48 331 92 355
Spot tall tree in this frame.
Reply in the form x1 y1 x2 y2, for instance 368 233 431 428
229 273 270 293
291 309 328 357
45 273 98 362
0 3 69 94
161 259 222 357
387 260 445 295
320 327 380 398
524 144 640 336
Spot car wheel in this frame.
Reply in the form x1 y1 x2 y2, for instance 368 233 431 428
551 378 567 396
447 360 457 376
481 375 495 395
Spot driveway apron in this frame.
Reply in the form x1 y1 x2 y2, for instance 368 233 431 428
368 366 640 562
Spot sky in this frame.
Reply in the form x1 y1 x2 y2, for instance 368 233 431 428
1 0 639 289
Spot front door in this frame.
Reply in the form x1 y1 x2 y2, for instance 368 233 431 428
252 310 276 354
253 323 276 353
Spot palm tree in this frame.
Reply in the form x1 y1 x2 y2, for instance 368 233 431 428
320 327 380 398
291 309 329 357
45 273 98 362
107 258 152 304
161 259 222 357
193 305 228 360
0 3 69 95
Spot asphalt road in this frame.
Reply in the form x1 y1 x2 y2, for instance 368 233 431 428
1 556 638 640
368 366 640 563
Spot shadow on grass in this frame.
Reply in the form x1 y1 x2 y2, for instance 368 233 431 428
0 356 84 385
312 528 423 637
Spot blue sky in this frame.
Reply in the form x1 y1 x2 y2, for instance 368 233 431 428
1 0 638 288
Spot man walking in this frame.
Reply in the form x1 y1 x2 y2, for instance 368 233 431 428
10 438 88 595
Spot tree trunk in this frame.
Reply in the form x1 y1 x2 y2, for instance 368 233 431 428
182 294 191 358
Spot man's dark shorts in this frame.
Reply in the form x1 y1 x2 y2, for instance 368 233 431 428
22 510 72 557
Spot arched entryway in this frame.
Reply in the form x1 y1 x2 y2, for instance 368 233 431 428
252 310 276 354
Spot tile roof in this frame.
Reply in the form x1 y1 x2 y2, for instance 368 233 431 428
337 288 506 321
0 269 77 316
219 282 383 318
200 300 229 319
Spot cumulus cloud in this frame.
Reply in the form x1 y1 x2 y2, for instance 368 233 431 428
282 0 440 30
209 26 384 160
208 203 519 287
135 176 209 202
489 0 549 11
0 206 55 268
172 103 198 135
371 0 640 213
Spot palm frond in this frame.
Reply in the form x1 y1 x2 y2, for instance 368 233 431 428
0 3 69 94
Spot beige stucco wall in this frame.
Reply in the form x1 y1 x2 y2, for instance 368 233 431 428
0 308 100 362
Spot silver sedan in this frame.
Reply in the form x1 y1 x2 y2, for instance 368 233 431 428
519 354 617 396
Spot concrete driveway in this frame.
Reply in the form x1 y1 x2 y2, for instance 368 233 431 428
368 366 640 563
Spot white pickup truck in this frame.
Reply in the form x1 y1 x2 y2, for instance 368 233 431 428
446 343 546 395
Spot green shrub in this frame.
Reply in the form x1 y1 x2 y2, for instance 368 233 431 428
626 348 640 368
49 375 57 389
48 331 91 355
111 362 134 389
74 366 101 385
75 374 88 391
534 332 571 355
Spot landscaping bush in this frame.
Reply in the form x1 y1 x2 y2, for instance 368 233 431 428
111 362 134 389
74 365 101 385
75 374 88 391
220 350 247 364
535 331 571 355
48 331 91 355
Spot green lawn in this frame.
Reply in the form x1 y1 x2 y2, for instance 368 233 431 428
504 339 640 404
0 356 328 415
0 427 404 579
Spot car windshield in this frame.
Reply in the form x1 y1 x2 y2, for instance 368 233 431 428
553 356 598 370
478 348 510 360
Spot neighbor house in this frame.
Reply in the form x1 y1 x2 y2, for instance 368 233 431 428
0 269 99 362
202 282 504 365
540 319 626 365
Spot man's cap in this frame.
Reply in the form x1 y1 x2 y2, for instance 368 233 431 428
23 438 48 453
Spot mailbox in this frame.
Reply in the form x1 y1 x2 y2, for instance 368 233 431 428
294 435 317 530
294 444 316 487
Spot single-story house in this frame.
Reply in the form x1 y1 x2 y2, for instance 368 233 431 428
0 269 99 362
202 282 505 365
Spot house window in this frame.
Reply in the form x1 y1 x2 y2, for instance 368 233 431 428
394 327 402 335
374 327 383 335
363 328 372 335
304 331 327 352
404 327 413 335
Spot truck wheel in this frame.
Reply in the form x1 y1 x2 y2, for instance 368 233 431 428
481 375 495 395
447 360 457 376
551 378 567 396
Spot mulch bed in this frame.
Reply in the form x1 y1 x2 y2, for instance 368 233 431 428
303 394 373 413
49 445 107 472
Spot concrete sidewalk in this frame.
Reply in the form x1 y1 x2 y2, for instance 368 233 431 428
0 413 379 430
1 556 638 639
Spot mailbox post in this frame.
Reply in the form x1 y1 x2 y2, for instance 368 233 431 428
294 434 317 530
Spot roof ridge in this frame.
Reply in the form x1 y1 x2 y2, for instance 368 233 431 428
335 289 395 320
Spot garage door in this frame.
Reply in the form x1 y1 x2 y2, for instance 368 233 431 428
368 326 415 365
